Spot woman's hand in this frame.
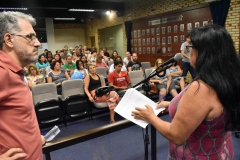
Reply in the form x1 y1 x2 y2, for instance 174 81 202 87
89 96 94 102
157 101 170 114
131 105 155 122
158 80 163 84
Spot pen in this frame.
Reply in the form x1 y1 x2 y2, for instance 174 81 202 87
160 95 166 101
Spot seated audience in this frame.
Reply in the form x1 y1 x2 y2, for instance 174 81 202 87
123 51 132 66
63 55 76 75
47 61 70 94
127 53 143 72
71 60 87 80
80 55 88 69
27 64 45 90
109 56 127 73
108 60 131 97
84 63 120 123
95 55 108 70
36 54 50 70
99 50 109 63
88 50 97 64
46 51 53 63
169 61 185 90
150 58 178 101
110 51 118 61
72 52 78 63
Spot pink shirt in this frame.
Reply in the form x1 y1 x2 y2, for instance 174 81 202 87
95 62 108 68
0 51 42 160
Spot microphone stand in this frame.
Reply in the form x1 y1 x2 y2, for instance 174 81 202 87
132 63 172 160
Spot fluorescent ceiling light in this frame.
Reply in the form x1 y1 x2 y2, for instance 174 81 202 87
0 7 28 10
68 9 94 12
54 18 76 20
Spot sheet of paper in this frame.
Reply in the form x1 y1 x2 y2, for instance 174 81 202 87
114 88 165 128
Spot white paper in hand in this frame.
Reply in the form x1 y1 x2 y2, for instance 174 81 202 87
114 88 165 128
44 125 60 142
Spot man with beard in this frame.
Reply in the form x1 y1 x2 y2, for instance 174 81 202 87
0 11 45 160
127 53 143 72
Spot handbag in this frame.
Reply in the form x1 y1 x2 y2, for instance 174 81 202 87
149 82 158 93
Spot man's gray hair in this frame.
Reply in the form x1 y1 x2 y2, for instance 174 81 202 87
0 11 36 49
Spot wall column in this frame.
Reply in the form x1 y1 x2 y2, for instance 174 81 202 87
45 18 56 52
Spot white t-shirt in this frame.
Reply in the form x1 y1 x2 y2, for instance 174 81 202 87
123 56 133 66
109 64 127 73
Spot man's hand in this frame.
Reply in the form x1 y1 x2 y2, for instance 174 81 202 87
0 148 27 160
41 135 46 146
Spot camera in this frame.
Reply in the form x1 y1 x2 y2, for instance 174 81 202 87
95 86 115 97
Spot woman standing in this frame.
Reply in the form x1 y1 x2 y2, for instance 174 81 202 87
132 24 240 159
84 64 120 123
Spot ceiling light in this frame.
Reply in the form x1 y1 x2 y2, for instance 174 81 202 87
54 18 76 20
68 9 94 12
106 11 111 15
0 7 28 10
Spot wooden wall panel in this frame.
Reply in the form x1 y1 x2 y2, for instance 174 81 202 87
131 5 212 66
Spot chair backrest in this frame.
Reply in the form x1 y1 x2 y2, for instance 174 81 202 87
145 68 154 78
107 61 113 67
32 83 58 105
96 67 107 78
128 70 144 86
141 62 151 71
99 75 106 86
61 79 85 99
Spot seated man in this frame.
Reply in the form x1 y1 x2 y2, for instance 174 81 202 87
63 55 76 75
127 53 143 72
108 60 131 97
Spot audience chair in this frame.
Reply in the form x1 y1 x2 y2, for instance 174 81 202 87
128 70 145 93
141 62 151 72
96 67 108 85
145 68 154 78
32 83 66 127
61 79 89 119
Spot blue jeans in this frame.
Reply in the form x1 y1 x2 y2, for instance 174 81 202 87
182 62 196 79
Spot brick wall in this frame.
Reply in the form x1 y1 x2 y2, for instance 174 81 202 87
85 0 239 55
225 0 240 55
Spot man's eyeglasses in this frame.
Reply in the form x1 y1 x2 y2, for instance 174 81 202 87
11 33 38 43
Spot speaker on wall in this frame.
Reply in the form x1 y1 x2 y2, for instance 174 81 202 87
116 11 124 17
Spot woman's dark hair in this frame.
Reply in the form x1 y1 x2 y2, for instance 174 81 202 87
111 51 118 59
114 60 123 66
46 51 53 63
50 60 60 70
80 55 88 63
76 60 83 70
38 54 47 64
189 24 240 131
113 56 122 62
54 54 62 64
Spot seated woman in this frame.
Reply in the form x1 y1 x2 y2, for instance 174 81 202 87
26 64 45 90
95 55 109 70
169 61 185 90
150 58 178 101
53 53 62 65
99 50 109 63
46 51 53 63
72 52 78 63
71 60 88 80
84 63 120 123
109 56 127 73
47 61 70 95
80 55 88 69
110 51 118 61
88 50 97 64
36 54 50 70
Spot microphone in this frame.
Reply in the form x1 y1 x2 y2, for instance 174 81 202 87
160 53 183 67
